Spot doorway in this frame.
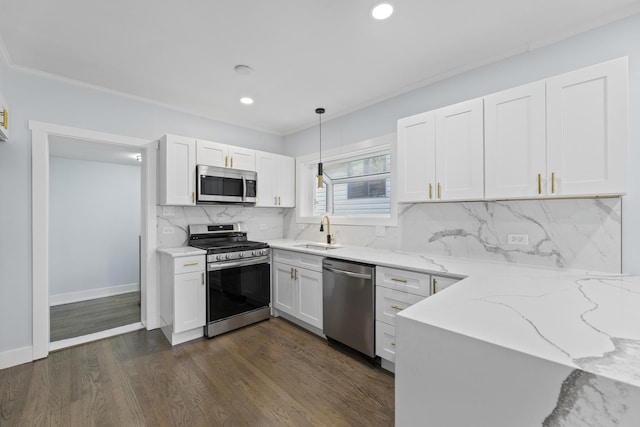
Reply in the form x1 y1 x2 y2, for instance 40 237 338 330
48 136 142 345
30 121 158 360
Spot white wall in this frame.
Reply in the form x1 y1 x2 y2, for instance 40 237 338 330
49 157 140 299
0 64 284 354
283 14 640 275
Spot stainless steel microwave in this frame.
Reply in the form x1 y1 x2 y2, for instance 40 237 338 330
196 165 257 204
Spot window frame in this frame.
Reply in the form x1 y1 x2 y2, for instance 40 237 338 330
296 133 397 227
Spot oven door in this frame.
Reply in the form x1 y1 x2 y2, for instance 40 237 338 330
206 256 271 323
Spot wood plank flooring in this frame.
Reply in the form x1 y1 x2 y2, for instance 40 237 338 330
1 317 395 426
50 292 141 342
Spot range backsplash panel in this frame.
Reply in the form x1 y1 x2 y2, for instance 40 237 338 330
284 198 622 273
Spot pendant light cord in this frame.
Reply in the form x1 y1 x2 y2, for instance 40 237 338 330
319 113 322 163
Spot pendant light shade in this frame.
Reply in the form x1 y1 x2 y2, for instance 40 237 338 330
315 107 325 189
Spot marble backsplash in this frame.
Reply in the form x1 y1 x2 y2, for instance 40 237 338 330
283 198 622 273
157 205 285 248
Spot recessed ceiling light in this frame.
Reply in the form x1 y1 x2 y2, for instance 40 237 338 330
371 3 393 20
240 97 254 105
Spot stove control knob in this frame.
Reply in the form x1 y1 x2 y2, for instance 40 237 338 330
216 255 224 261
261 249 269 256
252 250 258 256
238 252 245 258
225 253 232 260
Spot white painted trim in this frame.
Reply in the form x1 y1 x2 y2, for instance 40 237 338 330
0 346 33 370
49 322 145 352
49 283 139 306
0 33 12 66
160 325 204 346
30 122 157 363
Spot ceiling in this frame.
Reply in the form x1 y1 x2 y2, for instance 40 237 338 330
1 1 639 135
49 135 142 166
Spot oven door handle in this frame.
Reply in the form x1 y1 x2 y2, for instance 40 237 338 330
208 255 270 271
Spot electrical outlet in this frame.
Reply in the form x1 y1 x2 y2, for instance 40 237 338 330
162 206 174 216
259 223 268 231
375 226 386 237
163 227 174 234
508 234 529 245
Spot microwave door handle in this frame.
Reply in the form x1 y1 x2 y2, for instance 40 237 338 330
242 175 247 201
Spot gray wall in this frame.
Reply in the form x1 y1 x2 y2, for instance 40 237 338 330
0 64 284 353
283 14 640 275
49 157 141 297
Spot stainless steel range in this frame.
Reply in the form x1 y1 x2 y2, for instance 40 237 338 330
188 223 271 337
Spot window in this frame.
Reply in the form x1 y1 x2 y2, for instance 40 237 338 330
312 151 391 216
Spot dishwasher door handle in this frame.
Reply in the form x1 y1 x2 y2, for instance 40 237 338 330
323 266 372 280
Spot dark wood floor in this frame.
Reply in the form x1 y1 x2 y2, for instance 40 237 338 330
50 292 141 342
1 317 394 426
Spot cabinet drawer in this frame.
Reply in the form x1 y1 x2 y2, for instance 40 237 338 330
376 266 431 297
174 255 206 275
376 321 397 363
376 286 424 327
432 275 460 294
273 249 323 272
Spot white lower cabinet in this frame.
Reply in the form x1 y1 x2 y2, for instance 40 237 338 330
375 266 461 370
272 250 323 333
159 252 206 345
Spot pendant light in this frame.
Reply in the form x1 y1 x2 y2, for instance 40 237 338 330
316 107 325 189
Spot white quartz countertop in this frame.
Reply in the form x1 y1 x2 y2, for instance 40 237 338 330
157 246 206 257
268 239 640 388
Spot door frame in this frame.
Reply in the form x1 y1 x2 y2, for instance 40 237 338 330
30 121 158 360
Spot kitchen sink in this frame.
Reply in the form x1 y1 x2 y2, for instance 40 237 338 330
293 243 342 250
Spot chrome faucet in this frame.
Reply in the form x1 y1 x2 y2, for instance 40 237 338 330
320 215 334 245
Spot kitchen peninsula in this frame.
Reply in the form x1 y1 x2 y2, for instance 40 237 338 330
268 240 640 426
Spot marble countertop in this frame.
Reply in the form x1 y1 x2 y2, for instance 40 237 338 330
268 239 640 388
157 246 206 257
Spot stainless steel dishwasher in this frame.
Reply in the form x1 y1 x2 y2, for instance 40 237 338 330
322 258 375 358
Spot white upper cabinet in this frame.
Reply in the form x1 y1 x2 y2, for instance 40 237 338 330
196 139 256 171
397 99 484 203
484 81 547 199
546 57 628 196
158 134 196 206
397 111 436 202
435 98 484 201
255 151 295 207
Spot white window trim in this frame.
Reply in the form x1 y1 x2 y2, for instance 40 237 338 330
296 133 397 227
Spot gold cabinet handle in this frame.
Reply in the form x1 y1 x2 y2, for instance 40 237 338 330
551 172 555 194
1 108 7 130
201 272 204 285
191 192 195 204
184 262 198 267
391 305 405 311
429 183 433 199
391 278 407 283
437 182 441 199
225 156 228 167
278 196 281 205
432 278 437 295
290 267 294 280
390 342 396 347
294 268 298 280
537 174 542 195
230 157 234 168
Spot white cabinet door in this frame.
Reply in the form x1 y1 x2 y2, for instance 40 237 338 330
435 98 484 201
484 82 547 199
375 321 397 363
255 151 278 207
228 145 256 171
296 268 323 329
174 270 205 334
277 155 296 207
196 140 227 167
546 57 628 196
397 111 436 202
273 262 296 316
159 135 196 206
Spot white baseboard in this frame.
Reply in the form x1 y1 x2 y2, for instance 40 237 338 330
49 322 145 352
50 282 139 306
0 346 33 370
